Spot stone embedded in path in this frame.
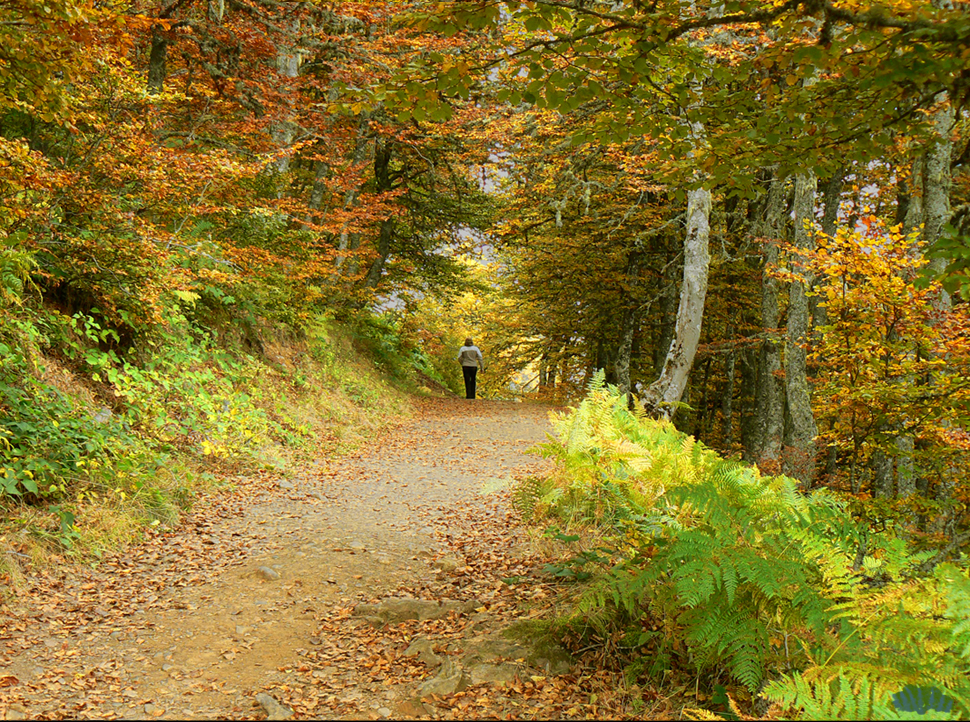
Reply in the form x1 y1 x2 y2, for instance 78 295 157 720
353 597 479 625
462 638 529 664
276 480 295 490
257 566 281 581
255 692 293 721
432 555 462 572
395 700 430 718
404 637 442 668
415 659 468 698
467 662 519 686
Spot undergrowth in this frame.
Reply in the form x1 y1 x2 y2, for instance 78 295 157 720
0 301 416 573
518 373 970 720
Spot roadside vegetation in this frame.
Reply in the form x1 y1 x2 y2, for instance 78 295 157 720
0 297 447 576
514 376 970 720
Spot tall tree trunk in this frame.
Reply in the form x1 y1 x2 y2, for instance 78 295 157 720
755 170 786 470
923 95 954 301
334 114 371 274
614 254 641 405
721 333 736 447
922 95 955 521
642 184 711 419
784 170 819 486
363 140 395 288
739 346 759 462
147 29 168 94
271 19 301 176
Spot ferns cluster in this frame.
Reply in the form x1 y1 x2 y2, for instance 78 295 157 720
524 373 970 719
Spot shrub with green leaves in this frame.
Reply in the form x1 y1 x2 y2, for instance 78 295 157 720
526 373 970 720
61 308 295 459
0 317 165 513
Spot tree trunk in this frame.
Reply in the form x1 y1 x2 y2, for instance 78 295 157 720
363 218 394 288
872 420 894 498
642 185 711 419
739 346 759 462
207 0 224 23
147 29 167 94
755 170 786 470
923 94 954 302
307 160 331 216
335 114 371 274
271 20 301 176
614 254 641 405
721 338 736 447
784 170 819 486
363 140 395 288
921 95 955 523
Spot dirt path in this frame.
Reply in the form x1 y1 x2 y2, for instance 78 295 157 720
1 398 616 720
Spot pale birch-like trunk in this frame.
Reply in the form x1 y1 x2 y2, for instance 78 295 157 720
643 183 711 418
784 170 818 485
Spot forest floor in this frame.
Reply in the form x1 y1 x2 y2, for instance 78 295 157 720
0 398 658 720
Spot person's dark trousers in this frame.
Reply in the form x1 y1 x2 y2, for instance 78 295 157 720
462 366 477 399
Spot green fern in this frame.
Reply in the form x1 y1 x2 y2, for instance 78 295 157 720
529 380 970 710
766 669 962 720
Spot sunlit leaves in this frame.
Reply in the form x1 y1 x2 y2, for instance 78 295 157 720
803 221 970 487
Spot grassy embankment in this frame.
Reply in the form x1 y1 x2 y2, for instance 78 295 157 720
0 305 453 582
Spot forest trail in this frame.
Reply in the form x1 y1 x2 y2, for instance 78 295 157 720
0 398 604 721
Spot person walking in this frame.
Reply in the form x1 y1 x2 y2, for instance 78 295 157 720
457 337 485 400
